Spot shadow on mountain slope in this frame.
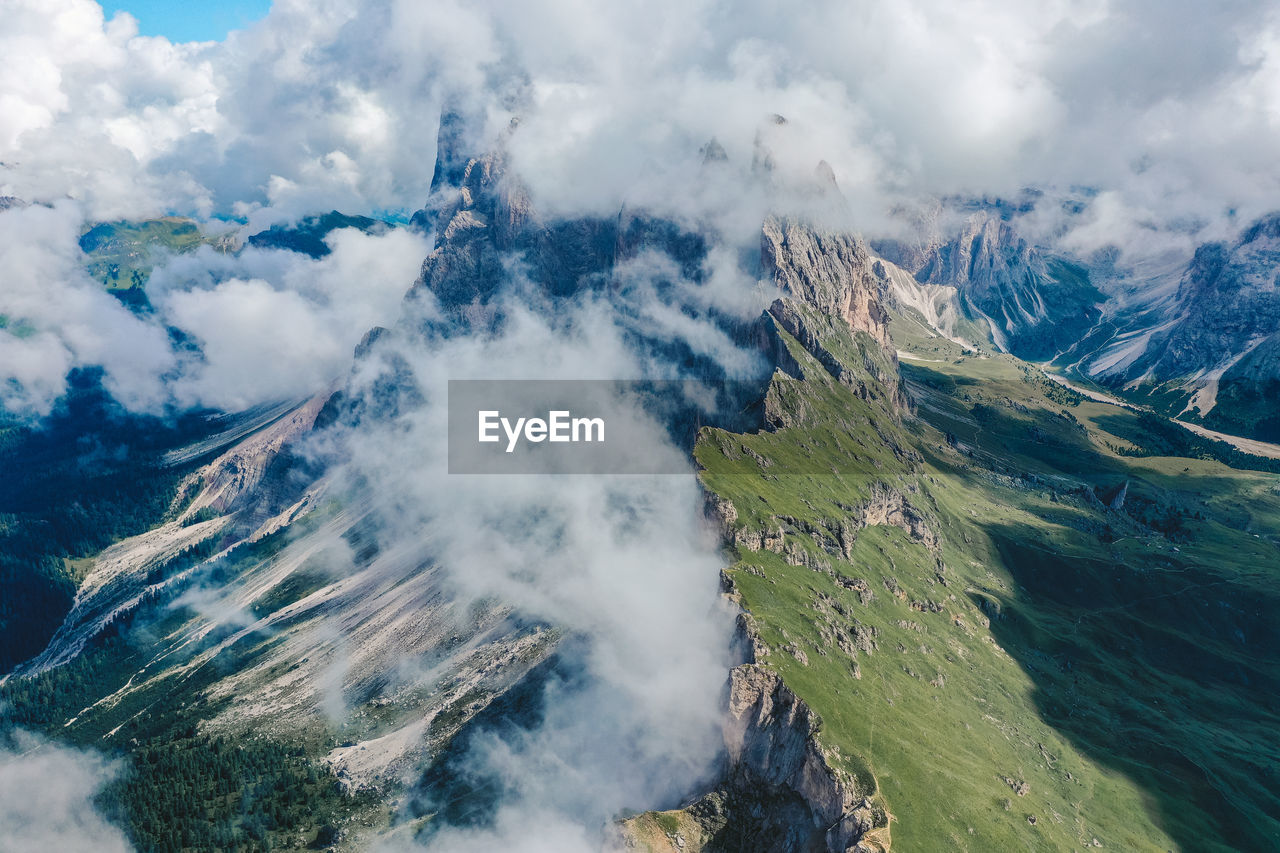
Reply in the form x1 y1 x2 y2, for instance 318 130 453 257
974 518 1280 852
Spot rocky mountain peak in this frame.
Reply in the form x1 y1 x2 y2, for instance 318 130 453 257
876 210 1100 359
1139 210 1280 381
1237 210 1280 247
761 215 893 355
429 107 473 195
400 111 906 422
751 114 790 178
921 214 1038 292
814 160 838 190
701 137 729 166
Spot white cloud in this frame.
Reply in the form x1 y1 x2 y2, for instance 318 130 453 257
0 731 133 853
325 285 738 850
1 0 1276 239
151 226 428 411
0 200 426 417
0 202 174 415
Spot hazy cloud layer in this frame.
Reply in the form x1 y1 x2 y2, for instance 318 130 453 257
3 0 1280 413
149 225 429 411
5 0 1280 234
330 285 738 851
0 199 427 416
0 731 133 853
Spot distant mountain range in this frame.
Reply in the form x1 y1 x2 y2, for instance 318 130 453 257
874 204 1280 442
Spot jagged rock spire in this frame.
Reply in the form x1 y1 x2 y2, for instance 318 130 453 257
429 107 473 194
701 137 729 166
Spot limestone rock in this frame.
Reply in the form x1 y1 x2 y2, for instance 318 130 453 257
761 216 893 353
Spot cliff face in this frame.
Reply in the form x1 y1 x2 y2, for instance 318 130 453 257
880 213 1102 361
765 298 905 413
616 232 915 851
618 630 892 853
1083 212 1280 436
762 216 893 355
406 119 537 319
1139 214 1280 380
723 662 891 853
759 215 907 413
406 117 706 333
709 481 935 573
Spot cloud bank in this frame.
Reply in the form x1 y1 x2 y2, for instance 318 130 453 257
319 281 743 850
0 199 426 417
5 0 1280 230
0 731 133 853
4 0 1280 414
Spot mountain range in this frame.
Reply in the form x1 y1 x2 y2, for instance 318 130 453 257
1 114 1279 853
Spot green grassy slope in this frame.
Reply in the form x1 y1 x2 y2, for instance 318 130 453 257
79 217 222 292
693 307 1280 851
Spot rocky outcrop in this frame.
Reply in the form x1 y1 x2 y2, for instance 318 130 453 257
1132 214 1280 388
847 484 938 551
756 207 911 414
876 257 973 346
721 663 890 853
1045 211 1280 439
766 298 904 411
761 216 893 354
880 213 1102 360
1106 480 1129 511
406 118 534 320
708 484 938 566
405 117 707 334
619 641 890 853
173 395 327 526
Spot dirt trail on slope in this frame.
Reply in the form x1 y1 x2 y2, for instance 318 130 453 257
1039 369 1280 460
1172 419 1280 460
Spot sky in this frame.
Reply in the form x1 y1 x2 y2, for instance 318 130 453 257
102 0 271 42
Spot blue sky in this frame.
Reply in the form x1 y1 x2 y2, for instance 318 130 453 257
103 0 272 42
